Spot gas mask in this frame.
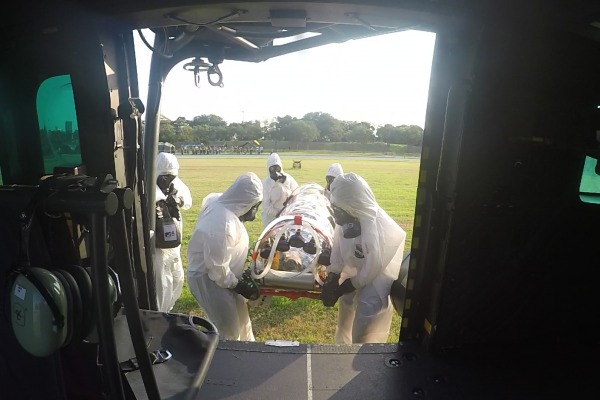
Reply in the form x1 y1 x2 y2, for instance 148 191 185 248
325 176 335 191
239 201 261 222
269 165 286 183
331 204 361 238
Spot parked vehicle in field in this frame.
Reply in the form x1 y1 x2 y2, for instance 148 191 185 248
157 142 175 153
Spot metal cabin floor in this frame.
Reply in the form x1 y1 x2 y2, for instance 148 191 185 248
195 340 599 400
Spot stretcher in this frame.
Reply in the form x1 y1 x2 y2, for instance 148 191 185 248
249 183 335 299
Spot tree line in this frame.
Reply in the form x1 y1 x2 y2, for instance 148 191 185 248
158 112 424 146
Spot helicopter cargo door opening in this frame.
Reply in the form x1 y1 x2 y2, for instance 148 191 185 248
134 28 436 345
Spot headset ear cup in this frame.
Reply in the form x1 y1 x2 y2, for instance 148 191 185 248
62 265 93 340
56 269 83 344
76 266 120 343
11 267 68 357
107 267 122 317
82 267 99 343
4 271 18 323
51 270 73 348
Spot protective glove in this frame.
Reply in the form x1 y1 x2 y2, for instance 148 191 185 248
339 278 355 295
168 195 184 207
165 195 182 219
168 182 178 197
165 194 178 207
320 273 356 307
165 183 184 207
233 270 260 301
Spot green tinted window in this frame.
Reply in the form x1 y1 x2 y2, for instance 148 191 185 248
37 75 81 173
579 156 600 204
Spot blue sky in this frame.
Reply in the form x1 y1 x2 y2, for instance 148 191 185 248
134 29 436 128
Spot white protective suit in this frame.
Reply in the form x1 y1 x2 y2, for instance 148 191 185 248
187 173 263 341
261 153 299 227
324 162 344 200
328 173 406 344
201 192 222 211
153 152 192 312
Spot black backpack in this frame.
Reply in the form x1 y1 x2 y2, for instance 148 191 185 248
155 176 182 249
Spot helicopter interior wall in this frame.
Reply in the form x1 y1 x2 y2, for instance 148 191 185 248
0 37 55 184
0 12 118 185
429 22 600 351
0 12 123 399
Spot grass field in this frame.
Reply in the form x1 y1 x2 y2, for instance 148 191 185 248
172 155 419 343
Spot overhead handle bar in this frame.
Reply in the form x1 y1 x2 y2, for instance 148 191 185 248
183 58 224 88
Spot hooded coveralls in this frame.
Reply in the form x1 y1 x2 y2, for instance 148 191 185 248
324 162 344 200
153 152 192 312
329 173 406 343
261 153 299 227
186 173 263 341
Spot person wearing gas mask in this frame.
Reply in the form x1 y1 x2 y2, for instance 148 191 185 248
153 152 192 312
261 152 299 227
324 162 344 200
321 172 406 344
186 172 263 341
